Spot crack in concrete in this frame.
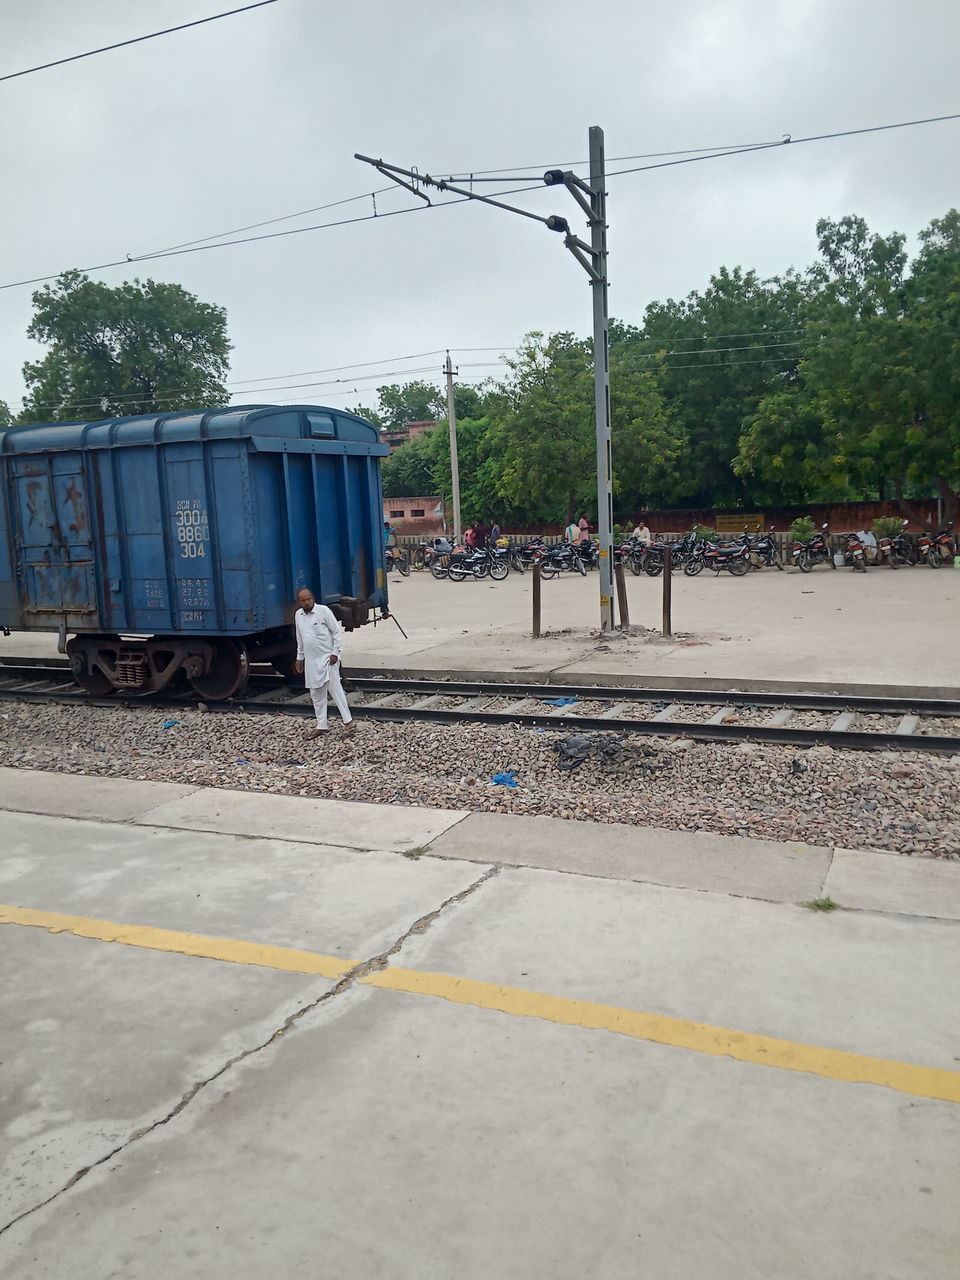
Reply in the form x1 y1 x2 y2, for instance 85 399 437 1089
0 863 500 1241
819 846 837 897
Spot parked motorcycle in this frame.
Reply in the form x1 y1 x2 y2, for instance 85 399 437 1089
700 539 752 576
518 537 548 568
742 528 783 570
841 531 868 571
889 520 916 567
918 527 957 568
643 530 699 577
412 536 452 571
573 539 600 570
447 546 508 582
793 523 834 573
536 542 588 578
501 538 527 574
385 547 410 577
875 520 914 569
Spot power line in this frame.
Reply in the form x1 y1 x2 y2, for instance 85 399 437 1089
0 1 280 85
606 111 960 177
660 355 799 370
229 346 514 386
635 339 806 359
228 349 448 385
438 139 783 182
0 188 538 292
18 361 507 414
3 110 955 293
142 186 398 255
633 328 805 343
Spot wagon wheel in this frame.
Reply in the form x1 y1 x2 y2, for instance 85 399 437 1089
73 665 116 696
67 641 116 696
190 639 249 700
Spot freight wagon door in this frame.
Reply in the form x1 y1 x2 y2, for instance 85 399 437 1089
12 456 96 617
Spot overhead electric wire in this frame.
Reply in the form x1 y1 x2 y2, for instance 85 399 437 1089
636 339 805 358
143 185 398 255
638 328 806 343
0 184 543 292
438 140 784 181
0 1 280 84
228 349 448 385
660 355 800 370
2 110 956 293
605 111 960 177
19 360 507 414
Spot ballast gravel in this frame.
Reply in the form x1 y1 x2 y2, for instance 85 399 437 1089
0 698 958 858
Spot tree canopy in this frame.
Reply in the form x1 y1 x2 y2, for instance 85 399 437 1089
6 208 958 525
18 271 230 424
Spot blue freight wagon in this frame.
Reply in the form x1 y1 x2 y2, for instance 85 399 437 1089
0 405 390 698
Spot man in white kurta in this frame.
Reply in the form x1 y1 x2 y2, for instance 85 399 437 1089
293 588 355 737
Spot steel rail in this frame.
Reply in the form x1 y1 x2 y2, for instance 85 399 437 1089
1 663 959 754
4 660 959 715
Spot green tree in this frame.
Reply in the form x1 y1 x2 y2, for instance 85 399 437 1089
0 400 13 428
353 380 444 432
494 332 597 523
425 416 517 526
381 432 440 498
637 267 809 505
491 331 684 524
20 270 230 422
745 212 960 523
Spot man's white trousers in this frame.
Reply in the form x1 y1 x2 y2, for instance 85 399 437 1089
309 664 353 728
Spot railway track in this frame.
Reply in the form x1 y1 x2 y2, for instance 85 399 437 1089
2 659 960 754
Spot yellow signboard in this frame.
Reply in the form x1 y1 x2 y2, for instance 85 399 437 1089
715 513 765 533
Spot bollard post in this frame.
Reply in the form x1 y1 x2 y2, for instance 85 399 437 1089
614 559 630 631
532 560 542 638
662 545 672 637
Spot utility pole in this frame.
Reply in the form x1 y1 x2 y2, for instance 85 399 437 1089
588 128 613 630
356 126 616 629
444 351 462 544
544 126 613 629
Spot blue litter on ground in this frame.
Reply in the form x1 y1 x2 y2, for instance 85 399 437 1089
543 696 579 707
491 771 518 787
161 720 180 729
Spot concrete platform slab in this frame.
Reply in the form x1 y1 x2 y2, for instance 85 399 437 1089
0 927 318 1225
2 986 957 1280
0 766 196 822
0 807 492 1229
136 786 468 851
427 809 831 901
824 847 960 920
0 811 489 956
391 866 960 1070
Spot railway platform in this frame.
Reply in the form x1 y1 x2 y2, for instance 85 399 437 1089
2 769 959 1277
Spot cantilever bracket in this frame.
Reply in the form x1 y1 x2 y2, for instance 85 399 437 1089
374 165 432 205
564 236 601 282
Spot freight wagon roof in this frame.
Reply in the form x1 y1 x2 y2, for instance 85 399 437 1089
0 404 386 454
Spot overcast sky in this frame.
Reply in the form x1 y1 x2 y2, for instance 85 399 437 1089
2 0 958 418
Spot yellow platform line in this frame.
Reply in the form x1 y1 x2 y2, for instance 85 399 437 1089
364 967 960 1104
0 904 353 981
5 902 960 1104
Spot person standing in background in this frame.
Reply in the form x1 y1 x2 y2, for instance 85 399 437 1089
578 514 591 545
